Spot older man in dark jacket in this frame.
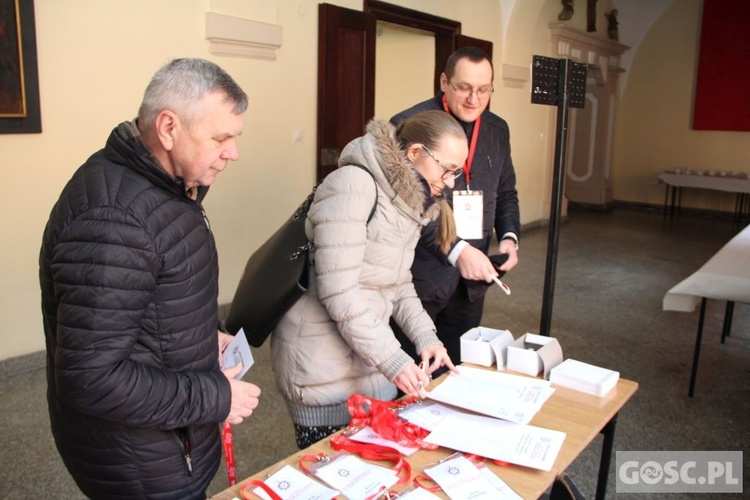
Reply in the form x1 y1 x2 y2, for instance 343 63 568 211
39 58 261 499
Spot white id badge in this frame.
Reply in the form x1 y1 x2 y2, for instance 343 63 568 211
453 190 484 240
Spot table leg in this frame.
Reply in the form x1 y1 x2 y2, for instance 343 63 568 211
663 185 671 216
596 413 618 500
742 194 750 224
721 301 734 343
734 194 742 227
689 297 708 398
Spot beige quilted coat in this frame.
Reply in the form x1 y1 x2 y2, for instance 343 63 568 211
271 119 444 427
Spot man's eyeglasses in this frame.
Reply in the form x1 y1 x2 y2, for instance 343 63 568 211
421 145 463 180
449 81 494 99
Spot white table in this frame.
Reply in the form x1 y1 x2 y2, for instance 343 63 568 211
663 224 750 396
657 172 750 225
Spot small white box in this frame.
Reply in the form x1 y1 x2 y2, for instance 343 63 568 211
460 327 514 368
506 333 563 377
549 359 620 397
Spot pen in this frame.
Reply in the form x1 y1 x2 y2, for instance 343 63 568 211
413 360 435 398
492 275 511 295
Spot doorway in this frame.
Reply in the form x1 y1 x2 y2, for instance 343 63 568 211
316 1 489 181
374 21 434 120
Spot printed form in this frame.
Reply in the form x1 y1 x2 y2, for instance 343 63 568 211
425 366 555 424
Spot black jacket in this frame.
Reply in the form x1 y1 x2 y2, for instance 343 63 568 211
391 95 521 304
39 121 231 499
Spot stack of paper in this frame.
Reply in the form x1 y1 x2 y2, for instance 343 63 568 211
396 367 566 471
425 365 555 424
549 359 619 397
400 399 566 471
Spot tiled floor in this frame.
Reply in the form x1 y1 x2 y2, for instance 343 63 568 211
1 205 748 499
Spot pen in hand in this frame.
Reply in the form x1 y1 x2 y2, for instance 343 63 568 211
491 275 511 295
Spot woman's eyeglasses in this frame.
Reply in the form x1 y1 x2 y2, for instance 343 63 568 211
421 145 463 180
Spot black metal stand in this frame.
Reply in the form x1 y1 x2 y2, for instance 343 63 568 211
531 56 587 336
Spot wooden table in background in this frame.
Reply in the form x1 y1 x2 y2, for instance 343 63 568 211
212 367 638 500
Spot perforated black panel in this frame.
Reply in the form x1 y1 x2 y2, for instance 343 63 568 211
531 56 588 109
531 55 560 106
569 62 588 109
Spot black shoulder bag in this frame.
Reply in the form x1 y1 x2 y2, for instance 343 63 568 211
225 166 377 347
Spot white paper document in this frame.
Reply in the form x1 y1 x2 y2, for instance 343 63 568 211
396 487 443 499
313 454 398 499
349 426 419 456
423 412 566 472
426 366 555 424
480 467 524 500
398 401 462 431
424 454 522 499
222 328 254 380
252 464 339 500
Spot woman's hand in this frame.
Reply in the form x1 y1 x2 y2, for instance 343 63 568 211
419 345 459 376
394 362 431 398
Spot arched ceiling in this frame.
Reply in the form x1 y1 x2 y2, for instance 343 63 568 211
498 0 677 94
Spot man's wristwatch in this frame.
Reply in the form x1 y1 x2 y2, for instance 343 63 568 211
501 235 519 250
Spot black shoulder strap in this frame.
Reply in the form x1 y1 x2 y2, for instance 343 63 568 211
350 164 378 223
304 165 378 223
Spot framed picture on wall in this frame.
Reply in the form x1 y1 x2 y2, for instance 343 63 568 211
0 0 41 134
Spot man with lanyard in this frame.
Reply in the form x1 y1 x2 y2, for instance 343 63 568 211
390 46 520 367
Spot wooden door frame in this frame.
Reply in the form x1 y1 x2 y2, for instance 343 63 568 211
364 0 461 95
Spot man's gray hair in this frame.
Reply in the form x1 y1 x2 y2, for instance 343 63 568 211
138 58 248 130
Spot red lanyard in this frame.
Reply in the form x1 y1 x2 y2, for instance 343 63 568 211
222 422 237 486
240 478 285 500
442 94 481 186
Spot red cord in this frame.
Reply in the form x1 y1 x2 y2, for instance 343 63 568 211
222 423 236 486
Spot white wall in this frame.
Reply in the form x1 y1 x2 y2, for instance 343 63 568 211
0 0 515 360
4 0 328 359
612 0 750 209
2 0 747 361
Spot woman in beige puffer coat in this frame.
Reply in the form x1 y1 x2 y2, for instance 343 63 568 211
271 110 468 448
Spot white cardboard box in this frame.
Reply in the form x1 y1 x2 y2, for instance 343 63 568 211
549 359 620 397
460 327 514 368
506 333 563 377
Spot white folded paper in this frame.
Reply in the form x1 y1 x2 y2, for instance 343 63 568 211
222 328 254 380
